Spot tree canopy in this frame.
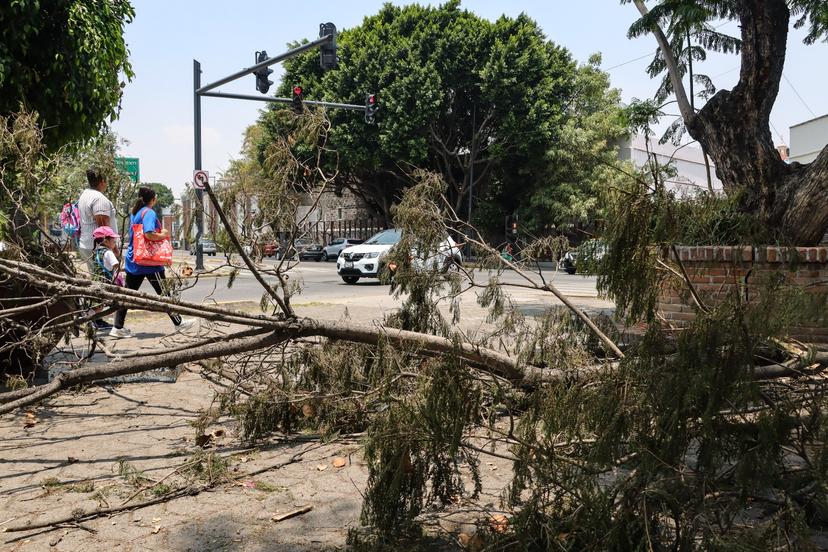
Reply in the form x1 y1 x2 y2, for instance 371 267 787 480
0 0 135 149
256 1 623 234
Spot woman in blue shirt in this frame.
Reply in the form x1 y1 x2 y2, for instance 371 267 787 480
110 187 194 338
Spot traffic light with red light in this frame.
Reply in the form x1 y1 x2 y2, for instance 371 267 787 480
364 93 378 124
292 86 304 114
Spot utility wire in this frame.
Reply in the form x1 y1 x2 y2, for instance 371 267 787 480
605 51 656 71
605 21 733 72
782 72 817 117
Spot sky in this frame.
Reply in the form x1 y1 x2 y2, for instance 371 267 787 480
111 0 828 198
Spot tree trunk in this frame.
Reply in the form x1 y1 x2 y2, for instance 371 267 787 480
679 0 828 245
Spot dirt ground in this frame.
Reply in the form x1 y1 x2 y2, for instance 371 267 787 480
0 300 544 551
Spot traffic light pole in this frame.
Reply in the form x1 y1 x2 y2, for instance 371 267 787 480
193 60 205 271
193 29 368 272
199 91 365 111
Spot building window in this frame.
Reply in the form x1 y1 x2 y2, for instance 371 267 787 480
338 208 342 220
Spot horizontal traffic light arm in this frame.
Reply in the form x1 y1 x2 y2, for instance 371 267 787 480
196 33 334 95
200 91 366 111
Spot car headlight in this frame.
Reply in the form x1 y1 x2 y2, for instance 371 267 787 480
363 252 380 259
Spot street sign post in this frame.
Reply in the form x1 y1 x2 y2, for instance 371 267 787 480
115 157 140 183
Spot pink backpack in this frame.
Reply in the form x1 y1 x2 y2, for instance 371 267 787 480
60 202 81 240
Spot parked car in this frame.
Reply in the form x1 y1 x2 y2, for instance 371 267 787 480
321 238 364 261
298 243 325 261
336 229 462 284
190 238 217 256
262 241 278 257
263 238 316 260
562 239 606 275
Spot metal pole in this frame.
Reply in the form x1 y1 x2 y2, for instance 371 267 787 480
467 104 476 259
196 34 333 95
194 60 205 271
199 90 365 111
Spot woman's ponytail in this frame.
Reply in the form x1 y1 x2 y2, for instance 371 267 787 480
131 186 157 215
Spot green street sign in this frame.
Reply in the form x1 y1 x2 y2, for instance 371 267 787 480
115 157 140 183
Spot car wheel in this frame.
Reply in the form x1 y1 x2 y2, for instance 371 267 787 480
565 267 576 275
341 276 359 284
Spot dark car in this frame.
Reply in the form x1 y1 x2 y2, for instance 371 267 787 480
263 238 316 260
298 243 324 261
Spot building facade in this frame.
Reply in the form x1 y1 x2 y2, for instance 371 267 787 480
789 114 828 164
616 134 723 195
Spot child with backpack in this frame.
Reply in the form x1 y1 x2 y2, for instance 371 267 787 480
91 226 124 287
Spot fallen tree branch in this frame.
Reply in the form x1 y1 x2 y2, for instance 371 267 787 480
201 180 294 318
1 443 320 535
0 330 292 415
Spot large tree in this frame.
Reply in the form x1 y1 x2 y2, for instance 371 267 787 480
625 0 828 245
258 1 578 224
0 0 134 149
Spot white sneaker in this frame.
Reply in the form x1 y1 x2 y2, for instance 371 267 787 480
174 318 196 333
109 327 133 339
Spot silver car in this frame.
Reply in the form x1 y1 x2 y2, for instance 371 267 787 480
190 239 217 256
321 237 363 261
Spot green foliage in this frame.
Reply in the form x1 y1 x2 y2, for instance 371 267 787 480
497 297 828 551
259 2 585 223
144 182 174 219
506 53 628 235
0 0 135 149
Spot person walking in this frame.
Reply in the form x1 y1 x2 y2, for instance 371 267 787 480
77 169 117 329
110 187 194 338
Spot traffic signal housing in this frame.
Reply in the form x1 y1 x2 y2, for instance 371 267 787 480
253 51 273 94
319 23 338 70
364 93 378 124
292 85 304 114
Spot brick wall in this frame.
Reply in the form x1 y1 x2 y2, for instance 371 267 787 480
658 246 828 341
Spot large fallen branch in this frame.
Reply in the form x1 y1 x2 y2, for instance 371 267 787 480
0 330 292 414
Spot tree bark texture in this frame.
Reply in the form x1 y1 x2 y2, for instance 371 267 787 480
639 0 828 245
681 1 828 245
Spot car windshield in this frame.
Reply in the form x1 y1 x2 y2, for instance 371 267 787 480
202 240 215 245
330 239 344 245
364 229 402 245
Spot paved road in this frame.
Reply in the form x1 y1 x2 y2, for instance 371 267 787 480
179 260 603 308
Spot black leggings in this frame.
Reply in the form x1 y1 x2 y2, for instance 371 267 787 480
114 271 182 329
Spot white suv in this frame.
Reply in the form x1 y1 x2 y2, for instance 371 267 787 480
336 229 462 284
337 229 401 284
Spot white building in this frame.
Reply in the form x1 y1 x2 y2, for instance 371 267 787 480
617 134 723 195
789 114 828 164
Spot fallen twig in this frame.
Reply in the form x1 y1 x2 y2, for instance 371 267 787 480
271 506 313 523
1 443 320 535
